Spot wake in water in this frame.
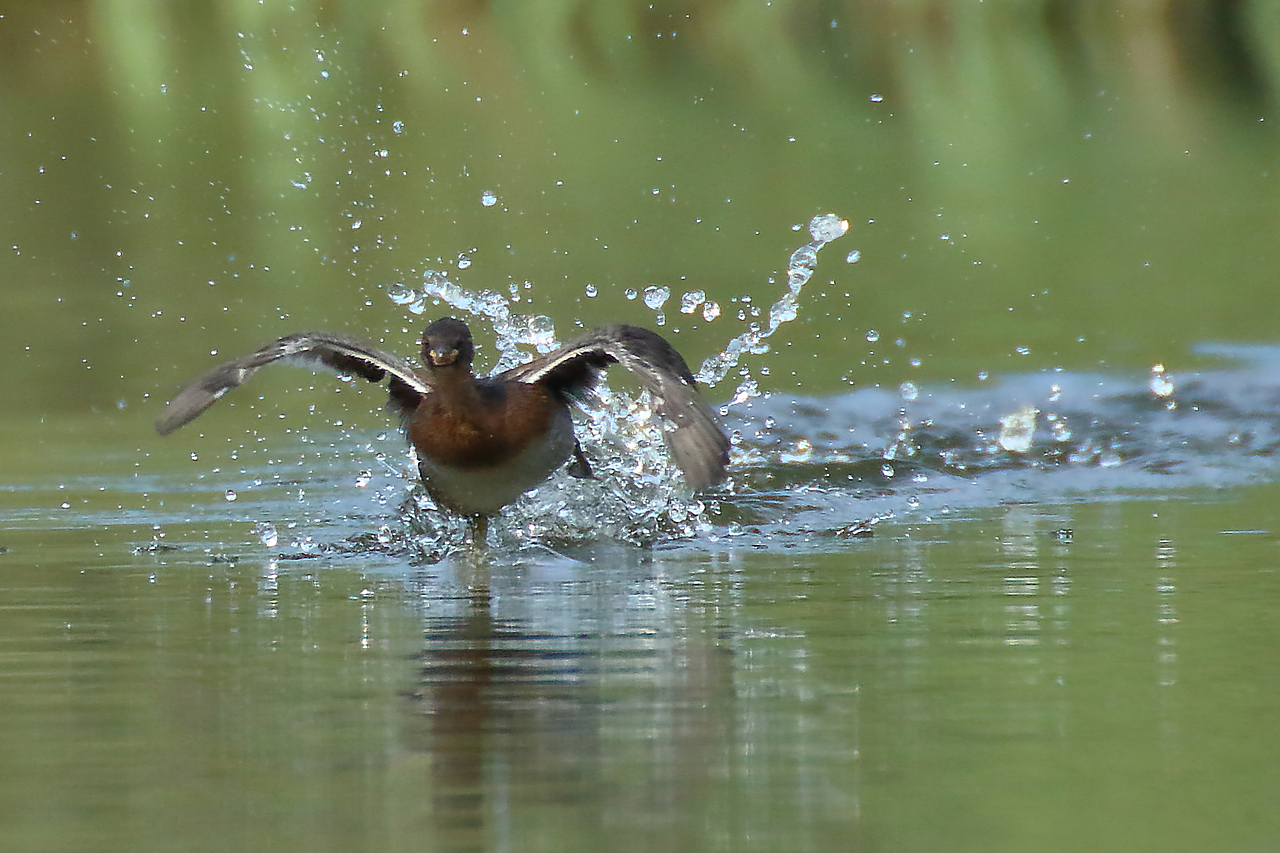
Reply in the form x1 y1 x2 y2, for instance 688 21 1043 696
723 342 1280 540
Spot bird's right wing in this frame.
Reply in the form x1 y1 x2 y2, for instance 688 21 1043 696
155 332 429 435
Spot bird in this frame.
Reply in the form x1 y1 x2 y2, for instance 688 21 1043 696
156 316 730 541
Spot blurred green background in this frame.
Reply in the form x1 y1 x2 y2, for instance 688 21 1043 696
4 0 1279 451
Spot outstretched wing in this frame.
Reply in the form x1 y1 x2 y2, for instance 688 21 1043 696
156 332 429 435
502 325 730 490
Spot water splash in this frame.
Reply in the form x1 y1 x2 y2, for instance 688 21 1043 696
380 266 718 548
1150 363 1176 409
997 405 1039 453
253 522 279 548
696 213 848 393
716 343 1280 539
415 269 559 373
373 215 848 551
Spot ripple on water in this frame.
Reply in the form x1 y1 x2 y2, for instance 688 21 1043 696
726 344 1280 533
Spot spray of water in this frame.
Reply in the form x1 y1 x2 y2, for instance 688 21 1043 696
380 214 848 551
695 214 849 407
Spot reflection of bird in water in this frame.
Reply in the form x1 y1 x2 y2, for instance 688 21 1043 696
402 579 599 853
157 317 729 541
394 551 743 851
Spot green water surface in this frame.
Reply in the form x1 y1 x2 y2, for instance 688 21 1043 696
4 3 1280 851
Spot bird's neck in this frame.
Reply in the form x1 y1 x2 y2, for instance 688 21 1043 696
430 365 486 404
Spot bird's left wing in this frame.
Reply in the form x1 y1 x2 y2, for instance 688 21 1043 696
502 325 729 490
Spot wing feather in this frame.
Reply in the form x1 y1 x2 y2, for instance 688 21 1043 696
156 332 428 435
502 325 729 490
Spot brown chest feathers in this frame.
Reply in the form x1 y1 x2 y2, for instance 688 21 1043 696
408 377 563 469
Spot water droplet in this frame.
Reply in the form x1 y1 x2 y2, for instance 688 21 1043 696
224 489 237 502
643 285 670 310
869 93 884 103
769 299 797 326
880 463 894 479
899 381 918 401
865 329 880 343
584 283 598 298
789 244 819 271
679 290 705 314
392 120 405 133
845 249 861 264
728 376 760 406
255 522 278 548
480 190 497 207
456 252 472 270
387 282 418 305
702 300 721 322
808 213 849 243
624 288 638 300
189 452 199 462
355 470 372 488
1150 364 1175 398
523 315 559 351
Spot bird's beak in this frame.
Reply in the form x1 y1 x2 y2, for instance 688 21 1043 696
429 347 459 367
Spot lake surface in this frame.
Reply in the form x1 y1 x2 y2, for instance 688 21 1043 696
4 3 1280 851
6 468 1280 852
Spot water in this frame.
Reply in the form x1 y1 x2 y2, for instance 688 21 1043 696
6 469 1280 852
718 343 1280 537
11 229 1278 852
7 6 1280 851
8 231 1266 852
